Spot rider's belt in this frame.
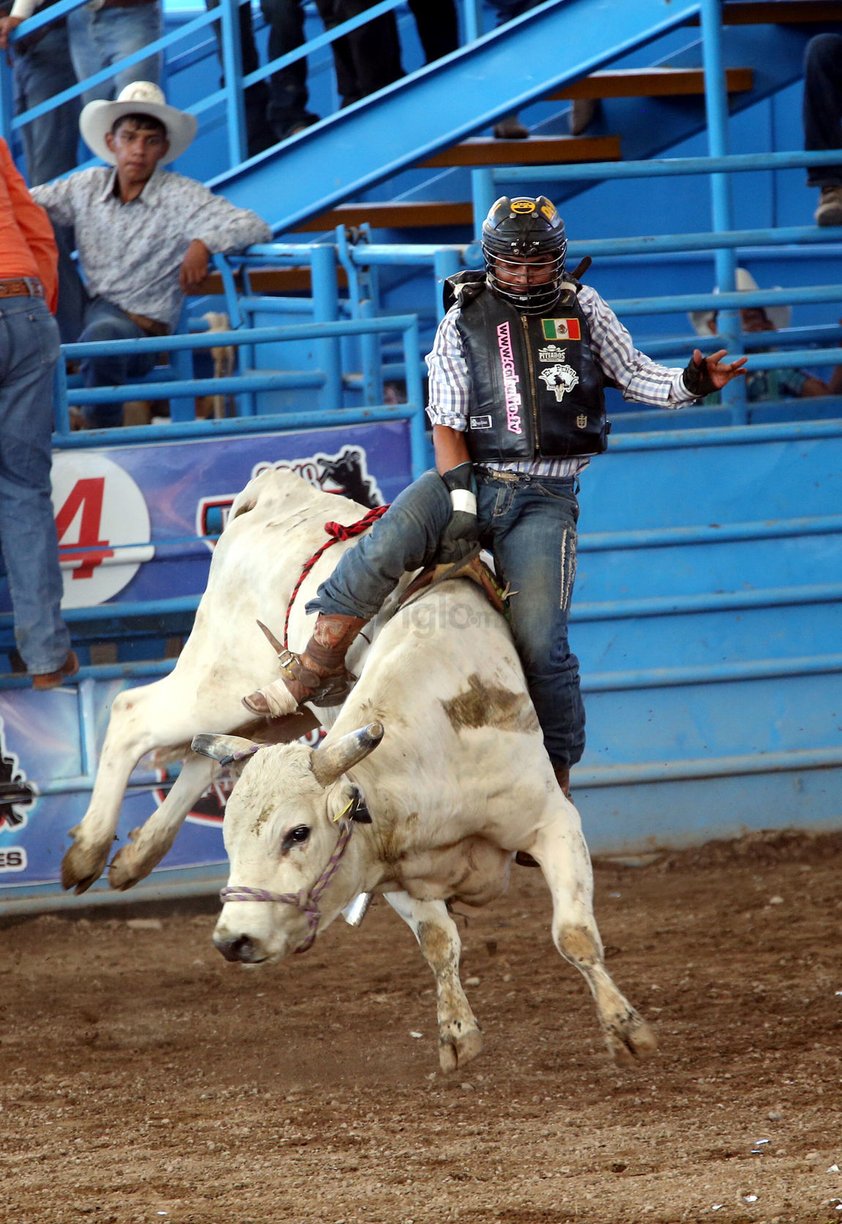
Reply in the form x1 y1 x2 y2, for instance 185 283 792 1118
0 277 44 299
476 467 530 483
126 311 170 338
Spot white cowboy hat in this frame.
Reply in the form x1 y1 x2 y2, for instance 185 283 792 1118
80 81 198 166
689 267 791 335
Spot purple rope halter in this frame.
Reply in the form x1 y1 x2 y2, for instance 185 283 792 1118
219 817 354 954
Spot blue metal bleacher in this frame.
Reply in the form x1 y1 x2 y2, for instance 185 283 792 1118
0 0 840 912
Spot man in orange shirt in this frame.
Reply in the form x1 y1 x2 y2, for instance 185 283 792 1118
0 137 77 688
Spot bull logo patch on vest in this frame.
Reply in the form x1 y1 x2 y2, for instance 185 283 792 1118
542 318 581 342
538 358 580 403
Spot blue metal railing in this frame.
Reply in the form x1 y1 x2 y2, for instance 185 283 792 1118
0 0 488 174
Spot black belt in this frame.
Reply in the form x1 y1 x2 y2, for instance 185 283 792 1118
0 277 44 299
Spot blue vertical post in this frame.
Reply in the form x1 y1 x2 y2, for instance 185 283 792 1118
310 244 342 409
700 0 745 423
53 360 71 438
404 316 430 478
0 52 13 150
471 168 496 238
218 0 247 169
461 0 482 42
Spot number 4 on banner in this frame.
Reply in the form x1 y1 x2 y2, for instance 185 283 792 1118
55 477 115 580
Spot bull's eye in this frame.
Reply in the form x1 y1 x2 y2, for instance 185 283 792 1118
281 825 310 853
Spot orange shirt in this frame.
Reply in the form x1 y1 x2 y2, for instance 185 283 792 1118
0 137 58 313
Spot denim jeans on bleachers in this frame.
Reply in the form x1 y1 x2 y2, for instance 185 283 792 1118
77 298 158 428
12 23 79 186
67 0 162 106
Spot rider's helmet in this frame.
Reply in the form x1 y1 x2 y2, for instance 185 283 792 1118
481 195 567 314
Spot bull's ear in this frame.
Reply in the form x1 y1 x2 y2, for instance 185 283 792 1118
191 733 261 766
311 722 384 787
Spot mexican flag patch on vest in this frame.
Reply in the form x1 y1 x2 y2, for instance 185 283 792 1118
542 318 581 341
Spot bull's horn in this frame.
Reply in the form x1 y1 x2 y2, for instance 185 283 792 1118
311 722 384 787
191 733 261 766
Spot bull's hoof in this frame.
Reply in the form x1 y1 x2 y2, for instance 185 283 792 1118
60 842 110 895
108 845 154 892
438 1024 483 1074
605 1011 658 1067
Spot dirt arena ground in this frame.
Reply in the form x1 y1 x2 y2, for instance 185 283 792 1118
2 827 841 1224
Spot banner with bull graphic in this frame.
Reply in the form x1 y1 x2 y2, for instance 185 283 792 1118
0 422 414 909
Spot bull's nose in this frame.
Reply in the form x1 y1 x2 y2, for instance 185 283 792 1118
213 930 264 963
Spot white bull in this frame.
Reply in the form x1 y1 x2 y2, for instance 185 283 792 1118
63 467 654 1074
193 532 657 1073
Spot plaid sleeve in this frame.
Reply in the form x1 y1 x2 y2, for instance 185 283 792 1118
580 285 694 408
425 306 473 429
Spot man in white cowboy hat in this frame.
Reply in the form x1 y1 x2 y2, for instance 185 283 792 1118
31 81 271 427
690 267 842 402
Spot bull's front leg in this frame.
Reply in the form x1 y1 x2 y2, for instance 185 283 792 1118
108 752 218 890
384 891 483 1073
61 686 160 894
529 807 658 1067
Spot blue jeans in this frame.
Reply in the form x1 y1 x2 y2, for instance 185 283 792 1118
312 467 586 769
12 23 80 186
0 296 71 674
68 0 162 106
76 298 158 428
804 33 842 188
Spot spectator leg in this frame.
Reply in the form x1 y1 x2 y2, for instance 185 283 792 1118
68 1 163 106
204 0 276 157
78 300 158 428
12 24 80 185
0 299 70 674
406 0 459 63
804 32 842 187
259 0 319 139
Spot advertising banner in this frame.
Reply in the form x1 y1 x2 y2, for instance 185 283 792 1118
0 421 414 910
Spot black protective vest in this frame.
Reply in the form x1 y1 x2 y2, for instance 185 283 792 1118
453 280 608 463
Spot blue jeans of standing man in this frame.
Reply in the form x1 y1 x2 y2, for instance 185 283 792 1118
68 0 162 106
0 295 71 674
310 467 586 769
804 32 842 188
12 23 80 186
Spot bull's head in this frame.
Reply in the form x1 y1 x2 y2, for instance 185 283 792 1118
192 723 383 964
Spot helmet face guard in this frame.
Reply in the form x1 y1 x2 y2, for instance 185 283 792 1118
481 195 568 315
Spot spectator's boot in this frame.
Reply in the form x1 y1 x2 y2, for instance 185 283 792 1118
816 186 842 227
516 765 571 868
242 613 367 716
493 112 528 139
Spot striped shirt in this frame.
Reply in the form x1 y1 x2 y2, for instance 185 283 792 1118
425 283 695 477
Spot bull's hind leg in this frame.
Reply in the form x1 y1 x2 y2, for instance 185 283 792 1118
384 892 484 1073
532 809 657 1067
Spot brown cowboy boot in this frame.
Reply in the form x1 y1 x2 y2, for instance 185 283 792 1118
516 765 572 867
242 613 367 716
